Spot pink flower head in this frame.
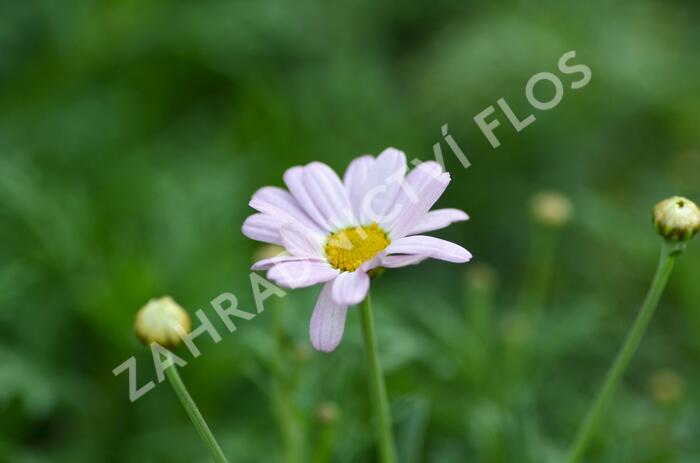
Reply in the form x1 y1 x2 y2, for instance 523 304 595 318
243 148 471 352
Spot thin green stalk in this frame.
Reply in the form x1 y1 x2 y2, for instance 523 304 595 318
271 297 304 463
517 224 559 315
565 241 681 463
165 365 230 463
359 294 397 463
312 417 337 463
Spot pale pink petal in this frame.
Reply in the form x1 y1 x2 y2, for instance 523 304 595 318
280 225 324 258
344 155 375 220
385 235 472 263
380 254 429 268
331 270 370 305
383 162 451 239
252 255 315 271
302 162 356 228
359 254 384 272
358 148 407 223
267 260 339 289
310 281 349 353
408 208 469 235
284 166 333 231
242 213 283 245
249 186 325 237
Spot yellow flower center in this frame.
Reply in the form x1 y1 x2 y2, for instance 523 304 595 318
325 223 390 272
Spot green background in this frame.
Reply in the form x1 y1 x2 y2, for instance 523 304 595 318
1 0 699 462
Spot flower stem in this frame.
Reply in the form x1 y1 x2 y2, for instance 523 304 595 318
165 364 230 463
359 293 397 463
271 297 304 463
565 241 681 463
518 224 559 316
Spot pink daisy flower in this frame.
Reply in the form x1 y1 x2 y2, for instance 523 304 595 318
242 148 471 352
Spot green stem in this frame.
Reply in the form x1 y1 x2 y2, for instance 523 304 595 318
271 298 304 463
311 420 337 463
565 241 681 463
165 365 230 463
359 294 397 463
518 224 559 315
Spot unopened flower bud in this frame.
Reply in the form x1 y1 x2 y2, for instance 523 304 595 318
648 369 685 404
531 191 573 227
135 296 191 348
466 263 498 292
253 244 287 263
315 402 339 425
292 340 313 363
653 196 700 242
498 310 532 346
367 266 386 280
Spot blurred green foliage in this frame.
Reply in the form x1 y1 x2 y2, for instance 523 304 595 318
1 0 700 462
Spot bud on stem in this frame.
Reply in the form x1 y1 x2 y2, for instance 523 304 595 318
135 296 191 348
653 196 700 242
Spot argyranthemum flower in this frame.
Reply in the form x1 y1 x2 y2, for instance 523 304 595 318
242 148 471 352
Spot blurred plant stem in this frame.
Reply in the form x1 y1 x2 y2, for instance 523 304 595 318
270 297 305 463
164 364 229 463
517 224 560 315
311 428 336 463
565 240 682 463
466 265 496 345
312 403 338 463
507 223 562 383
463 265 497 386
359 293 397 463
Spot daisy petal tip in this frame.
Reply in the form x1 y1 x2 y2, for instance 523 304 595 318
282 165 303 184
309 283 348 354
309 318 345 354
451 209 469 221
250 260 272 272
310 338 339 354
386 235 472 264
331 271 370 306
450 247 472 263
305 161 335 174
378 146 406 159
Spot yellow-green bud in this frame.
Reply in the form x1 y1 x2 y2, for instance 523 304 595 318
648 369 685 405
466 263 498 292
134 296 191 348
292 340 313 363
315 402 339 425
253 244 287 263
652 196 700 242
498 310 532 346
530 191 573 227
